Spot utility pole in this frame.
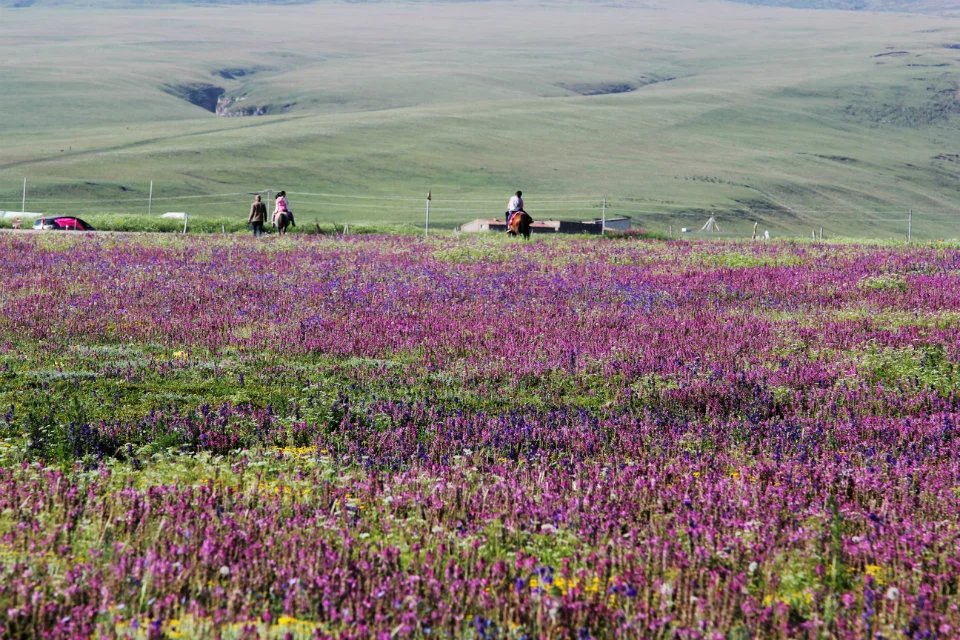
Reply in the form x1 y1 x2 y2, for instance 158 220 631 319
148 181 153 216
425 191 431 238
601 196 607 235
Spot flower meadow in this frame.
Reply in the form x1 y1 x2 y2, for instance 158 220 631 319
1 233 960 639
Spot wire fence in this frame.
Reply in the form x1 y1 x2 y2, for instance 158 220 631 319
1 182 956 239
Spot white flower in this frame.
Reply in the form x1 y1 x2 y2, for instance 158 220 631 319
748 561 759 574
219 565 230 577
885 587 900 601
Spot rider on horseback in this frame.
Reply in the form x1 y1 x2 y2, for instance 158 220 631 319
505 190 523 230
505 190 533 239
273 191 296 234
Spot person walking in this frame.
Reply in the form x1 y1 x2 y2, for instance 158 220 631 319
248 194 267 236
505 190 524 229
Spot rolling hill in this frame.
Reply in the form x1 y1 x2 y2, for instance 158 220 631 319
1 0 959 238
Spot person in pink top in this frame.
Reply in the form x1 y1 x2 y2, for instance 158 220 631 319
272 191 296 230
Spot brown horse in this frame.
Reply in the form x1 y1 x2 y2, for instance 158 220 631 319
274 212 291 235
507 211 533 239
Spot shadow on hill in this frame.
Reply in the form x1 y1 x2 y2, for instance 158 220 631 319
216 67 259 80
164 83 224 113
162 82 293 116
558 75 675 97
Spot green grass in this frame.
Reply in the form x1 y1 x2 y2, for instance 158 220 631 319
1 1 959 238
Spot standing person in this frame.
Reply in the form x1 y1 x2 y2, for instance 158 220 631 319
505 190 524 229
248 194 267 236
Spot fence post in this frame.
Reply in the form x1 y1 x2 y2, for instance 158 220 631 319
908 209 912 242
21 178 26 213
148 181 153 216
601 196 606 235
425 191 431 238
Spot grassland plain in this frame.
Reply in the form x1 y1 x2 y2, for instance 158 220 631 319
3 232 960 638
1 0 959 238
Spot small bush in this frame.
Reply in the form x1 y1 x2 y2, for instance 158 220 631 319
859 273 908 292
604 228 669 240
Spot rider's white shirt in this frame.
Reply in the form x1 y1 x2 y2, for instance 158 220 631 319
507 196 523 212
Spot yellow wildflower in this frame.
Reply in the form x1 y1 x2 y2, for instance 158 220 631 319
164 619 184 639
865 564 885 585
585 577 602 594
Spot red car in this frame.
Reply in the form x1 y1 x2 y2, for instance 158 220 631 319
32 216 95 231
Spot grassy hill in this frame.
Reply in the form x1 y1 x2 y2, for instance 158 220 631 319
1 0 959 238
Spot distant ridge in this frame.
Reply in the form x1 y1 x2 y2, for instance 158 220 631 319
0 0 309 5
729 0 960 15
3 0 958 10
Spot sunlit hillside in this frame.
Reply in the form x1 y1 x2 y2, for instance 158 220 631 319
1 0 959 238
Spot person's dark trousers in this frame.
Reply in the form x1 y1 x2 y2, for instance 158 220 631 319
252 222 264 236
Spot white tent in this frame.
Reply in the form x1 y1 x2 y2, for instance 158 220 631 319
700 216 720 233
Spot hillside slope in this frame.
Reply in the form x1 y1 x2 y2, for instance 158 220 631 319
1 0 959 238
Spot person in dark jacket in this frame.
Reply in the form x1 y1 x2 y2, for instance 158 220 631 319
248 194 267 236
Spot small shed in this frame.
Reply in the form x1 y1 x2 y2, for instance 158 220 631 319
587 216 632 232
460 219 564 234
1 211 41 220
461 215 633 235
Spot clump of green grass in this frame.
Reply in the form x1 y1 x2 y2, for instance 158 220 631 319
861 344 960 393
858 274 908 292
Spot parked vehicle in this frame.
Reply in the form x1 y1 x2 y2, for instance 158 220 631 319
32 216 95 231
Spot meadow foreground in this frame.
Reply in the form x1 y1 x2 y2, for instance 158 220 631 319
1 234 959 639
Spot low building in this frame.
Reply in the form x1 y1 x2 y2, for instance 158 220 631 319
460 219 561 234
588 216 632 232
460 215 631 235
1 211 42 220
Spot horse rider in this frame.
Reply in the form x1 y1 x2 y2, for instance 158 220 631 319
505 190 524 230
273 190 295 228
